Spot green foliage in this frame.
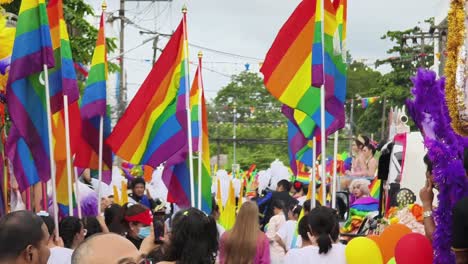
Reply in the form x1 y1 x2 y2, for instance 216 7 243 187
209 71 288 170
3 0 118 82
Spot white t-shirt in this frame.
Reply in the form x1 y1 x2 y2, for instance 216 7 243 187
47 247 73 264
284 243 347 264
277 220 302 250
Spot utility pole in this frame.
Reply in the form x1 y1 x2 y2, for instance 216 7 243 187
115 0 173 117
119 0 125 118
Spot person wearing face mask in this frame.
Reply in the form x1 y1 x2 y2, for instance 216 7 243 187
0 211 51 264
122 203 153 249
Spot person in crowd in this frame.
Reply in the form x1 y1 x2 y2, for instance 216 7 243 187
348 178 371 203
258 179 297 228
266 199 287 264
158 208 218 264
219 201 269 264
348 143 377 179
346 135 369 175
122 203 153 249
71 233 144 264
104 203 125 235
129 177 156 210
284 207 346 264
211 196 225 237
452 196 468 264
59 217 86 250
420 149 468 242
277 204 303 252
82 216 109 239
291 181 304 200
0 211 50 264
38 213 73 264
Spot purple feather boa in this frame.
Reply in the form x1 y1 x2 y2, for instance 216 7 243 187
406 69 468 264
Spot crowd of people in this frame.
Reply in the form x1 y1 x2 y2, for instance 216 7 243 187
1 134 468 264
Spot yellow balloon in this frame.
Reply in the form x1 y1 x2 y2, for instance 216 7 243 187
345 237 384 264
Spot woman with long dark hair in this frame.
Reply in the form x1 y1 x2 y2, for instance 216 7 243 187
105 203 125 235
219 201 269 264
284 207 345 264
158 207 218 264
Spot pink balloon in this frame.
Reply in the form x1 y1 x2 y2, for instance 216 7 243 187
395 233 433 264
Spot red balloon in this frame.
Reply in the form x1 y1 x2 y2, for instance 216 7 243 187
395 233 433 264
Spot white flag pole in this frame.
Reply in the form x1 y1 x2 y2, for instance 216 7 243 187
74 167 82 218
331 131 339 208
182 7 195 207
97 115 104 214
43 65 59 236
197 52 203 210
311 137 317 210
320 0 327 206
63 95 73 216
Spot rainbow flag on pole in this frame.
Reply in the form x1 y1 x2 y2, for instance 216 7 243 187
6 0 55 191
190 55 212 214
261 0 323 121
74 10 113 183
47 0 82 213
108 14 191 207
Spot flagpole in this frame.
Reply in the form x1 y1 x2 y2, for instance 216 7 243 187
74 167 82 218
43 64 59 236
311 137 317 210
320 0 327 206
63 95 74 216
97 115 104 214
331 131 338 208
197 52 203 210
182 7 195 207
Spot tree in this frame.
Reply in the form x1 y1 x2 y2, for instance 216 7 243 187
2 0 118 83
209 71 288 170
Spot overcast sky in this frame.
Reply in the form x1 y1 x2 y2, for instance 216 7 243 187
87 0 449 101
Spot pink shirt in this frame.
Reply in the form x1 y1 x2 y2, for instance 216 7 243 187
219 231 271 264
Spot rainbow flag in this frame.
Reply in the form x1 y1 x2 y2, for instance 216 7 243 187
74 11 113 183
6 0 55 191
108 15 191 207
47 0 83 212
107 16 189 169
190 58 212 214
285 106 320 175
369 178 381 199
274 0 347 139
261 0 323 122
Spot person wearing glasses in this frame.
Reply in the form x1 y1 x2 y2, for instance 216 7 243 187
122 203 153 249
59 217 86 250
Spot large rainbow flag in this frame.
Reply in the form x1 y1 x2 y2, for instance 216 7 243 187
263 0 347 139
74 10 113 184
261 0 323 122
6 0 55 191
108 15 191 207
190 56 212 214
47 0 83 214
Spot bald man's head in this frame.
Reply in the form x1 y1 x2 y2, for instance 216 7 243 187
71 233 142 264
